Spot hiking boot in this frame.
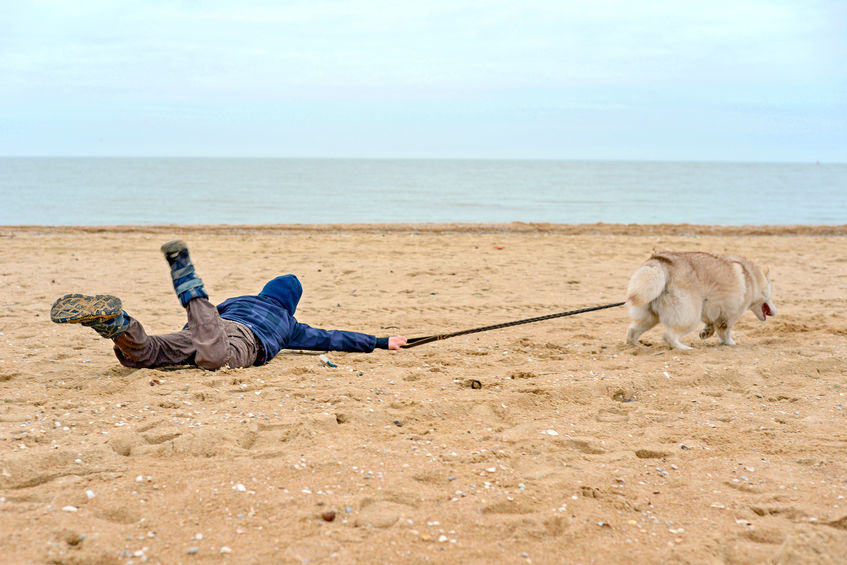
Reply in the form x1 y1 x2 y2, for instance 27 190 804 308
161 240 208 307
50 294 129 338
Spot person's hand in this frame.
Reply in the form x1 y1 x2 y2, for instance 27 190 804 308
388 336 407 350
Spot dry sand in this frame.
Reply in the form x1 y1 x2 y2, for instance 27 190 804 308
1 223 846 564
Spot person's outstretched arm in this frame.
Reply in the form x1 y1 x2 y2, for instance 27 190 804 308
285 322 406 352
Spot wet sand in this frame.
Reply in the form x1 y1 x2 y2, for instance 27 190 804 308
1 224 846 564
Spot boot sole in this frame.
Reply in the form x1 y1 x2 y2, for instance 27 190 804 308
161 240 188 257
51 294 122 324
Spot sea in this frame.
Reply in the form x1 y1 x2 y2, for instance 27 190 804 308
2 158 845 225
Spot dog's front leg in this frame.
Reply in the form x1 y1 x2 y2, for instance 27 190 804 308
716 319 736 345
717 329 736 345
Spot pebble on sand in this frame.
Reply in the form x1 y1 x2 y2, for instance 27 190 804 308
321 510 337 522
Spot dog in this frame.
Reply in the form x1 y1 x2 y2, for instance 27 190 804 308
625 251 776 350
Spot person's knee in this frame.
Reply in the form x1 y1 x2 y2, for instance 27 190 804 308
195 350 229 371
116 356 139 368
114 347 144 368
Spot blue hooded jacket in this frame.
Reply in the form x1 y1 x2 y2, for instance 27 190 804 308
216 275 377 365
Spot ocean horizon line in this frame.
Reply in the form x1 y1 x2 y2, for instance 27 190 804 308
1 155 842 166
0 220 847 230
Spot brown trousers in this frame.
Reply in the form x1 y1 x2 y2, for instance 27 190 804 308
112 298 259 370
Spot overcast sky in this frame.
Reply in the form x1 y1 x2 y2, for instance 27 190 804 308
1 0 844 161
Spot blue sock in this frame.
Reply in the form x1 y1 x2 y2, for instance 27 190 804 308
162 241 209 307
82 310 129 338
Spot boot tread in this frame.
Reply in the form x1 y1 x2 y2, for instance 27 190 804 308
51 294 122 324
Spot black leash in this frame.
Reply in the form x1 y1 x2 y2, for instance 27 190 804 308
402 301 626 348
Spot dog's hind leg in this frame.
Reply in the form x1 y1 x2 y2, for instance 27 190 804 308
662 320 700 350
655 292 701 350
662 330 693 350
625 306 658 345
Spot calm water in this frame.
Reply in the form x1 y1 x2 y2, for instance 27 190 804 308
2 158 845 225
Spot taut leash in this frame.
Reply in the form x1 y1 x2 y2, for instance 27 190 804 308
402 301 626 348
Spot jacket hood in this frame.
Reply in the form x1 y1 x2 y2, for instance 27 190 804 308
258 275 302 314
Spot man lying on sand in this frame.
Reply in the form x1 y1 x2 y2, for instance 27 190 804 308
50 240 407 370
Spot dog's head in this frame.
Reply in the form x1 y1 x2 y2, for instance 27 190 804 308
750 265 776 321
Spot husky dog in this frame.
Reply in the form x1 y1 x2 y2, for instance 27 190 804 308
625 252 776 350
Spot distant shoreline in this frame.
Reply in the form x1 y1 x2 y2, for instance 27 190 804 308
2 156 845 165
3 223 847 236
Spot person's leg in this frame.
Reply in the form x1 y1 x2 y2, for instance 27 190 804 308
50 294 197 367
53 242 258 370
52 293 257 369
181 300 259 369
184 297 230 369
221 319 260 368
161 240 250 370
112 315 196 368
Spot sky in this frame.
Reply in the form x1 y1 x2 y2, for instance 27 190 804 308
1 0 845 161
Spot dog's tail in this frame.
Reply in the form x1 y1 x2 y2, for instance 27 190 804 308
626 260 667 307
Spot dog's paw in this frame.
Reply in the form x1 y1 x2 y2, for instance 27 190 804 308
699 326 714 339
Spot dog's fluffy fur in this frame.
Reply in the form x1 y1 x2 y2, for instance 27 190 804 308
625 252 776 350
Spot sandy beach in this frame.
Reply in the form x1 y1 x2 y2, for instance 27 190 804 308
1 223 846 564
